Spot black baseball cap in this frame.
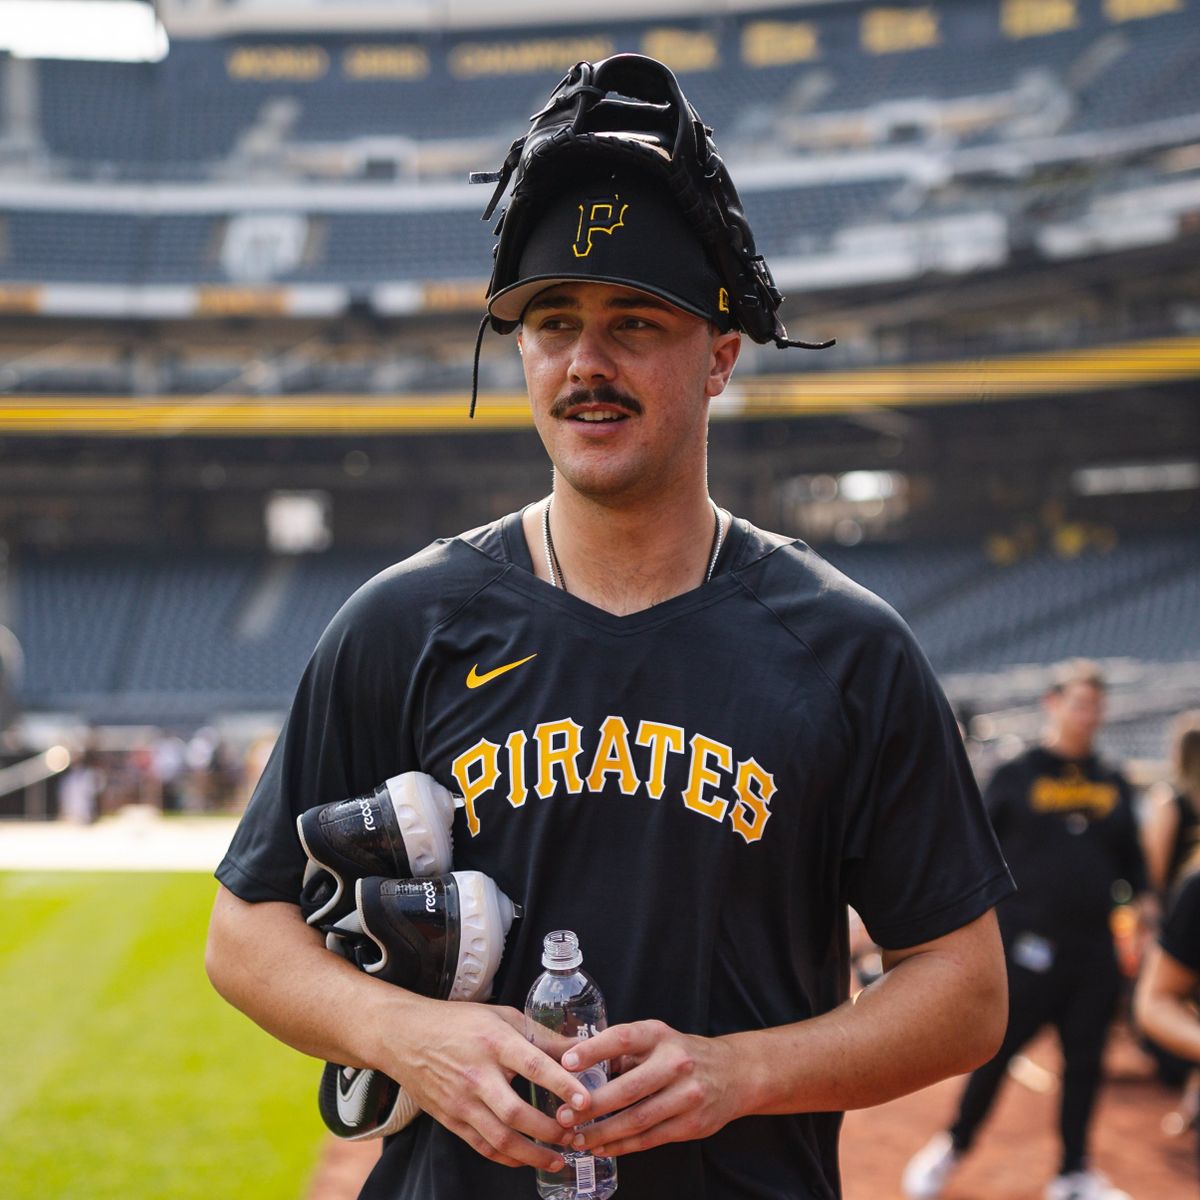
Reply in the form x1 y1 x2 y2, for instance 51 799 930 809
487 170 734 330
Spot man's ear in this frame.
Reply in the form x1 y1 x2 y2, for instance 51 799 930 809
705 330 741 398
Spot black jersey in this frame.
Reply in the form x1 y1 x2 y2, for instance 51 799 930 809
217 510 1012 1200
1161 870 1200 974
1164 792 1200 896
984 746 1145 946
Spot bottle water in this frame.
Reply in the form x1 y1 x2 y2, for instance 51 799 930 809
525 930 618 1199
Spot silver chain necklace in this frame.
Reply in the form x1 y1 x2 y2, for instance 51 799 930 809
542 497 726 594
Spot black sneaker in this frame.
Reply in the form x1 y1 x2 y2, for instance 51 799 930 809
326 871 517 1001
318 1065 419 1142
297 772 457 927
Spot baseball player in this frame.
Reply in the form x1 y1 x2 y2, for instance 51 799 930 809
904 661 1147 1200
206 55 1012 1199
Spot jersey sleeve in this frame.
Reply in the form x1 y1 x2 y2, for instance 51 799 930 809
1161 871 1200 972
215 571 420 904
839 619 1014 950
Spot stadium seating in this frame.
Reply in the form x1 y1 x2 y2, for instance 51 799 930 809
14 547 401 720
0 180 911 286
2 212 145 283
25 1 1200 180
9 0 1196 304
13 531 1199 723
957 552 1200 670
813 538 987 618
1071 7 1200 132
16 551 150 701
36 59 156 175
907 532 1200 672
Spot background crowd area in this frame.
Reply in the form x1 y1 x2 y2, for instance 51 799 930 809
0 725 272 822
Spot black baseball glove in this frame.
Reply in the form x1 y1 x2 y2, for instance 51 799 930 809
471 52 833 354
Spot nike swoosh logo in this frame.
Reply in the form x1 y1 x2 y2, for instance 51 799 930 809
466 653 538 689
336 1067 374 1128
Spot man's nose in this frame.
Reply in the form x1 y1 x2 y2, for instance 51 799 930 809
568 328 617 385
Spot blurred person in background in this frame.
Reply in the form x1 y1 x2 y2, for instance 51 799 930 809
58 739 103 825
1137 712 1200 1139
1135 864 1200 1177
1142 712 1200 898
904 660 1149 1200
152 731 187 811
182 727 219 812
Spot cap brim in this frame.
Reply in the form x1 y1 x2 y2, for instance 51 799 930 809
488 274 716 325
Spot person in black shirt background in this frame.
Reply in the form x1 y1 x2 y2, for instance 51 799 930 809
904 660 1148 1200
1142 711 1200 899
1136 712 1200 1116
1136 868 1200 1177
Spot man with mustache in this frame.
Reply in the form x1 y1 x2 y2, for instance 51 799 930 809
206 56 1013 1200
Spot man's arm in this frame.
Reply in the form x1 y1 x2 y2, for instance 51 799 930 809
1134 943 1200 1063
557 909 1006 1158
205 885 584 1171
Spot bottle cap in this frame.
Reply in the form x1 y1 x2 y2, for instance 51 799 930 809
542 929 582 970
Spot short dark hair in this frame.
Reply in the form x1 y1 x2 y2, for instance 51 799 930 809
1048 658 1107 695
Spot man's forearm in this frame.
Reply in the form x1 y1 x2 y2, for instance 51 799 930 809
556 910 1007 1159
206 884 594 1172
1136 992 1200 1063
1134 947 1200 1065
204 883 410 1069
732 911 1007 1115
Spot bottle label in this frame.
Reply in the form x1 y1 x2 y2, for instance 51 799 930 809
574 1153 597 1195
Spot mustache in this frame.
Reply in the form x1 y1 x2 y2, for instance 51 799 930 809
550 385 643 419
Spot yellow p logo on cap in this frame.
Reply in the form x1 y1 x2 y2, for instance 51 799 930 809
573 197 629 258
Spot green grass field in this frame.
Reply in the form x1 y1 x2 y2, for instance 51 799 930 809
0 871 329 1199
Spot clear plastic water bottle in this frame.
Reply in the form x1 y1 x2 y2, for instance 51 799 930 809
525 930 618 1199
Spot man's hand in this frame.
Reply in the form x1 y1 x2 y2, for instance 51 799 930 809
549 1020 749 1157
205 887 586 1173
378 995 591 1171
535 911 1007 1160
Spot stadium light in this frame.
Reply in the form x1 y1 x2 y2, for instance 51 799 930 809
1071 460 1200 496
0 1 168 62
266 491 332 554
837 470 902 503
44 745 71 773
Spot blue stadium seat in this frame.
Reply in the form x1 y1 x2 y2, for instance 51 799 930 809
15 548 405 718
25 2 1200 180
15 532 1197 721
2 180 911 285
